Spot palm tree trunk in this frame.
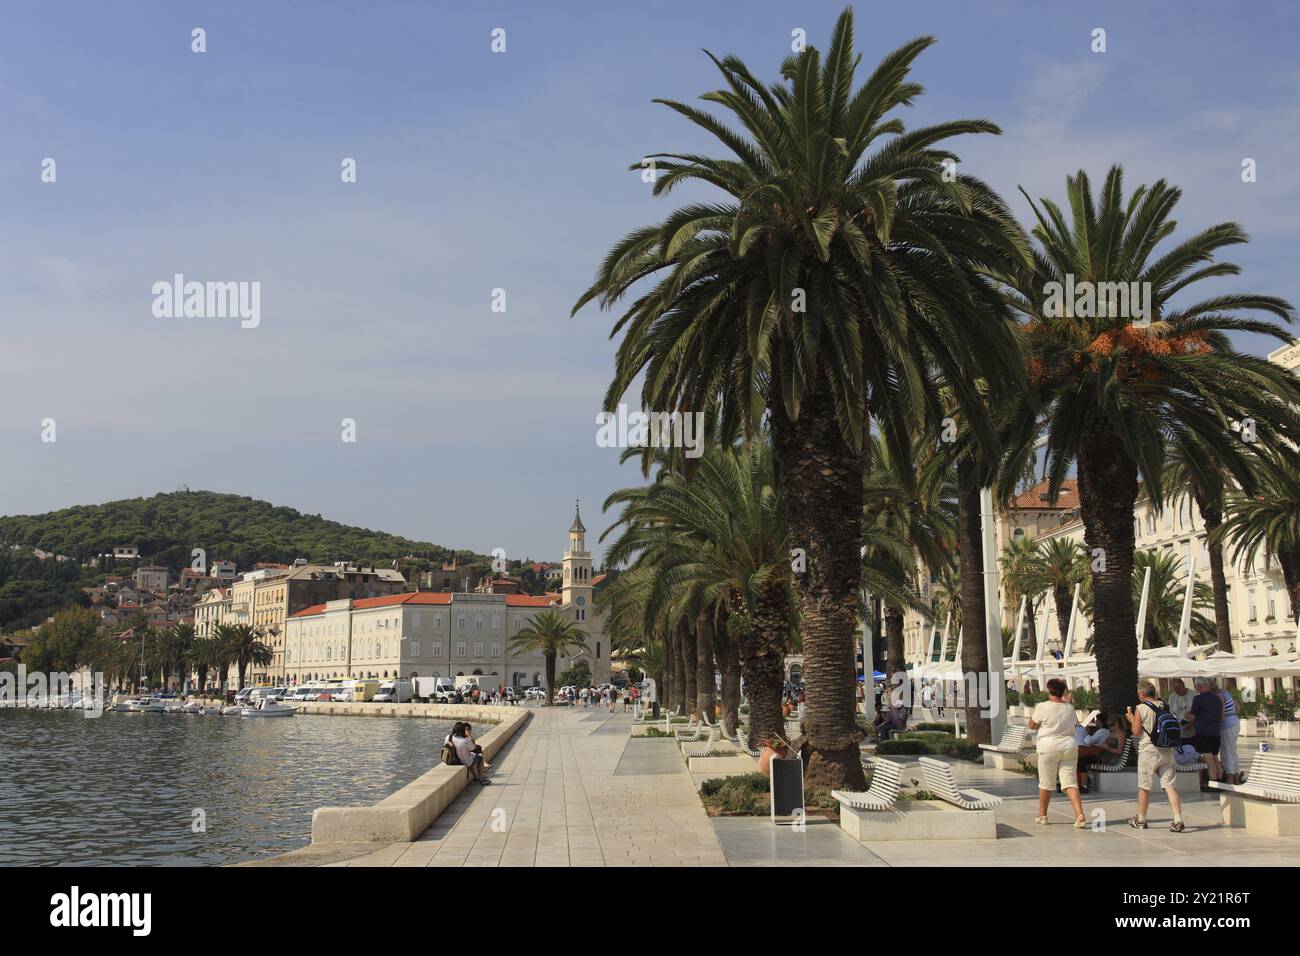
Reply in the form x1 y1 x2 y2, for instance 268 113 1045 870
544 651 557 706
1077 420 1140 717
1280 551 1300 626
671 623 687 716
871 596 883 672
1054 584 1071 645
680 619 698 720
713 609 742 736
771 369 866 791
662 627 675 711
696 609 717 723
735 581 788 750
1197 495 1233 652
884 605 905 680
957 456 992 745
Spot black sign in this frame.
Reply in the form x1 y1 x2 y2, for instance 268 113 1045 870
769 756 804 821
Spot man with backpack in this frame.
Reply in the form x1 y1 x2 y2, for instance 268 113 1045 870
1126 680 1185 832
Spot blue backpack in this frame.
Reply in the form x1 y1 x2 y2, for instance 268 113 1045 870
1142 701 1181 749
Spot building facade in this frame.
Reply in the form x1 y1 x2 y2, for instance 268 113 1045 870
283 506 611 688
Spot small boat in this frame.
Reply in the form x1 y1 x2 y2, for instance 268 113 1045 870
220 705 243 715
240 699 295 718
182 701 204 713
164 701 186 713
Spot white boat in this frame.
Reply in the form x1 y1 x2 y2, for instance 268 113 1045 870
240 700 295 718
182 701 204 713
164 701 186 713
220 705 243 715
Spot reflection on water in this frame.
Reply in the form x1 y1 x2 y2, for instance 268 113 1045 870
0 709 452 866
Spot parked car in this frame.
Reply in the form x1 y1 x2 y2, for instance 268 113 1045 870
524 687 547 700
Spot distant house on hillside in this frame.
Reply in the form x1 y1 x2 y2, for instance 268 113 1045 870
106 545 139 561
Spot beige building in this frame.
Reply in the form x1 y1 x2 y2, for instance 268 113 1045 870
284 506 611 688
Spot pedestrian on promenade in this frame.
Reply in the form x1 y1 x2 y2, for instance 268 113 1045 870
1186 677 1224 784
1027 677 1088 827
1217 683 1240 785
1127 681 1185 831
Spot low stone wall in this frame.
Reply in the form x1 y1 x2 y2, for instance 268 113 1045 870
309 706 531 844
292 701 526 724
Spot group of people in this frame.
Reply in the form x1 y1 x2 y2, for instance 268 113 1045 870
567 685 636 712
1030 676 1240 832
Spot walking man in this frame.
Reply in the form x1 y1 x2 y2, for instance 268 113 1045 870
1127 680 1185 832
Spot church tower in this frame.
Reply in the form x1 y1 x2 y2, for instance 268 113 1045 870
562 500 593 623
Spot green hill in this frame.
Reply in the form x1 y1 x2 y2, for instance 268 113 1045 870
0 490 482 570
0 491 485 628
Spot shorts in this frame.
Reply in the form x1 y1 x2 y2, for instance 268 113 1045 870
1037 747 1079 791
1191 733 1221 755
1137 747 1177 791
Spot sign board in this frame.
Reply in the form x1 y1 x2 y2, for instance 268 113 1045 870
769 756 804 822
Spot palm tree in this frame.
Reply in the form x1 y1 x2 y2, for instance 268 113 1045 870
999 534 1042 660
215 624 272 692
1220 450 1300 627
1164 437 1236 650
1082 549 1215 649
1005 165 1300 715
603 439 794 744
862 434 953 678
508 611 589 705
1023 538 1086 650
187 637 223 697
576 10 1025 788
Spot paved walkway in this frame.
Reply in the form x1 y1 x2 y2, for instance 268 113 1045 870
259 707 1300 867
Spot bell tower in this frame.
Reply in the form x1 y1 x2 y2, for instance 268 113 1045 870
562 500 593 623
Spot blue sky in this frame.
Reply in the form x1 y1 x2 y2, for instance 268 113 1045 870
2 1 1297 564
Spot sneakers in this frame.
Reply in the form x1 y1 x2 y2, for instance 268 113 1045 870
1035 815 1048 825
1128 816 1148 829
1170 820 1185 832
1074 816 1088 829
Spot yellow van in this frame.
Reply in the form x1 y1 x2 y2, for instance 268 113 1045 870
349 679 382 702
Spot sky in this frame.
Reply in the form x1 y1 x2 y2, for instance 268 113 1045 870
1 1 1298 564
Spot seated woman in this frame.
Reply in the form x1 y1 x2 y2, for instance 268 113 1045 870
1079 713 1128 791
1075 712 1112 793
451 723 491 785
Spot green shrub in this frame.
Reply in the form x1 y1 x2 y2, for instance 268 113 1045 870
877 739 926 755
914 722 957 732
1006 690 1021 706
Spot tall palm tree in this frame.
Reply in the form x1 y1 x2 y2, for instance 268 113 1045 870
187 637 224 697
1005 165 1300 715
508 610 589 705
215 623 272 692
1164 437 1236 650
1220 449 1300 628
999 534 1043 660
603 439 794 744
576 10 1025 788
1023 537 1086 650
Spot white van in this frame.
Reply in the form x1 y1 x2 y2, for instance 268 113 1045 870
412 677 456 702
374 679 414 703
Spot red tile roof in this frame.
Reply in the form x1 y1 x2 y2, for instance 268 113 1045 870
290 590 559 617
1010 479 1079 511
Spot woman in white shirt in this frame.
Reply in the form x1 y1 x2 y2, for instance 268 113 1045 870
1027 678 1087 827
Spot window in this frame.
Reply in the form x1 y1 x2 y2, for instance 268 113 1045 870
491 612 501 630
457 614 466 631
434 613 443 629
514 619 523 632
412 613 420 629
533 648 542 658
457 642 466 657
474 641 484 657
432 641 442 657
475 614 484 631
490 642 501 657
1249 590 1258 623
411 641 420 657
596 641 601 658
1146 513 1155 534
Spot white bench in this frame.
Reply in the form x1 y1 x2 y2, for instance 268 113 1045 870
1090 739 1198 793
918 756 1003 810
979 725 1027 770
1211 752 1300 836
682 724 722 758
831 758 904 811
